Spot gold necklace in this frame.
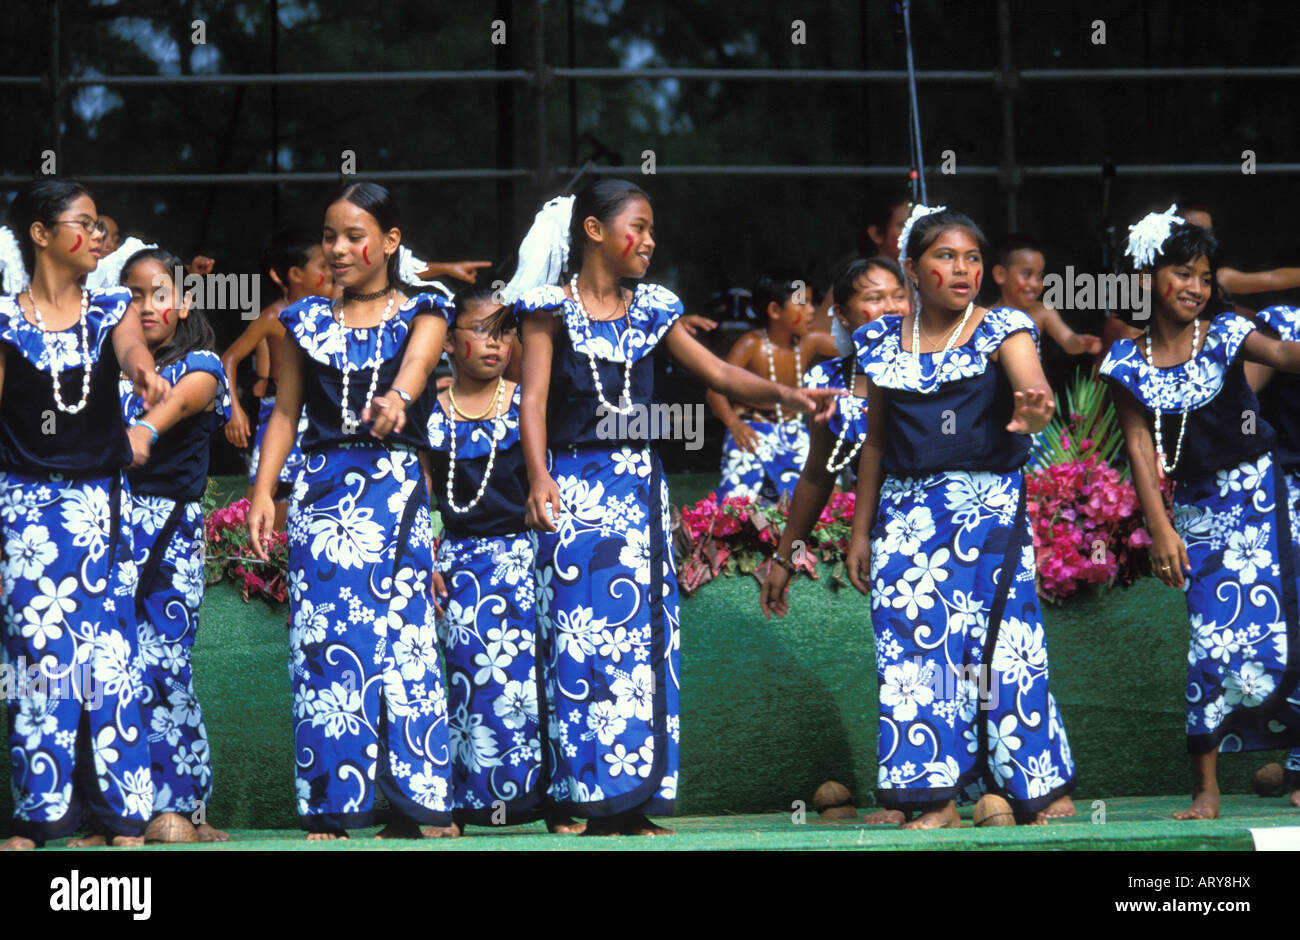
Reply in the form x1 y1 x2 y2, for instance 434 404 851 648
448 375 505 421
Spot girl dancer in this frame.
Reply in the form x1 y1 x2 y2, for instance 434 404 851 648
425 284 582 835
760 257 907 620
0 180 169 849
1100 208 1300 820
118 248 232 843
509 180 840 835
247 182 456 840
845 205 1077 829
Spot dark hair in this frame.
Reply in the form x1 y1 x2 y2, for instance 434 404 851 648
753 269 808 318
8 179 93 274
328 181 418 294
859 188 911 257
901 209 988 272
992 233 1044 269
567 178 651 273
1145 221 1224 317
261 226 318 296
832 257 905 309
119 248 217 369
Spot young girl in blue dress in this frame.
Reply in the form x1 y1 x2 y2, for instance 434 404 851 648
118 248 231 843
247 182 456 840
845 205 1078 829
509 180 841 835
424 284 582 835
0 180 170 850
760 257 908 621
1100 209 1300 820
1247 304 1300 809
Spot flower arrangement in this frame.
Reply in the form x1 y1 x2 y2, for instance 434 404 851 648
674 491 858 596
674 371 1169 603
202 491 288 605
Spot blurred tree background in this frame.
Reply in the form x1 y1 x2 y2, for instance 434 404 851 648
3 0 1299 472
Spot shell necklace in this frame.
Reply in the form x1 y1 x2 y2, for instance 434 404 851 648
333 289 395 434
445 375 506 513
1146 318 1201 476
570 273 635 414
27 288 92 414
910 301 974 394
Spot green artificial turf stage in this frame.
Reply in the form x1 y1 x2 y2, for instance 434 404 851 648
1 474 1294 839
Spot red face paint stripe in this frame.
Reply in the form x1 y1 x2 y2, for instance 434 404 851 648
71 234 82 252
974 270 982 289
464 340 470 359
362 246 370 265
622 234 635 257
161 308 170 324
1162 285 1173 299
930 269 943 288
315 274 326 289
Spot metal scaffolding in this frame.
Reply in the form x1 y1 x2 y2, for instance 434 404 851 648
5 0 1299 230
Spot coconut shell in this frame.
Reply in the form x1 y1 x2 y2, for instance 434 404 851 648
973 794 1015 827
819 804 860 820
1252 762 1286 797
813 780 852 813
145 812 199 844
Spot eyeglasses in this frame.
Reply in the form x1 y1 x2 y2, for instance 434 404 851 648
454 324 517 339
52 217 107 237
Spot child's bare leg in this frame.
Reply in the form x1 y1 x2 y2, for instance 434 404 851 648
1173 751 1220 820
900 800 961 830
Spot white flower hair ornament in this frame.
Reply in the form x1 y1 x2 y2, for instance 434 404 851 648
1125 203 1183 270
896 203 948 278
85 236 158 291
499 194 575 305
0 226 29 295
397 245 454 300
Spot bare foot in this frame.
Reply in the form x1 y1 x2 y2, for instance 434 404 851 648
305 832 346 841
66 834 107 847
109 835 144 847
195 823 230 842
1290 789 1300 809
1036 795 1076 824
374 819 423 839
0 836 36 850
620 814 675 836
861 808 908 825
1173 791 1220 820
900 801 961 830
581 817 623 837
145 812 198 844
546 817 586 834
419 824 461 839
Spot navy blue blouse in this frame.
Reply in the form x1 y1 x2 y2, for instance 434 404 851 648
853 307 1038 476
280 292 452 453
426 383 527 538
512 284 683 448
1099 312 1276 482
0 288 133 476
119 350 232 502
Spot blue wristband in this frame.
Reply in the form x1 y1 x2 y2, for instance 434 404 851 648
133 418 160 445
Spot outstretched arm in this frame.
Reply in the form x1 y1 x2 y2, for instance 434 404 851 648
519 309 562 532
222 308 281 447
1036 303 1102 356
363 313 449 438
996 330 1055 434
1218 266 1300 296
664 323 842 423
112 307 170 407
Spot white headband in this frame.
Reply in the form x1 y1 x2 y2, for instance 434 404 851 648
397 245 454 299
1125 203 1183 270
84 236 159 291
499 194 575 305
896 203 947 276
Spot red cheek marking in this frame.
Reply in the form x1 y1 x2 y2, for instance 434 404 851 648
930 269 943 288
974 270 982 289
71 234 82 252
463 341 471 359
315 274 326 289
622 234 635 257
502 344 512 365
161 308 170 324
362 246 371 265
1162 285 1172 299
